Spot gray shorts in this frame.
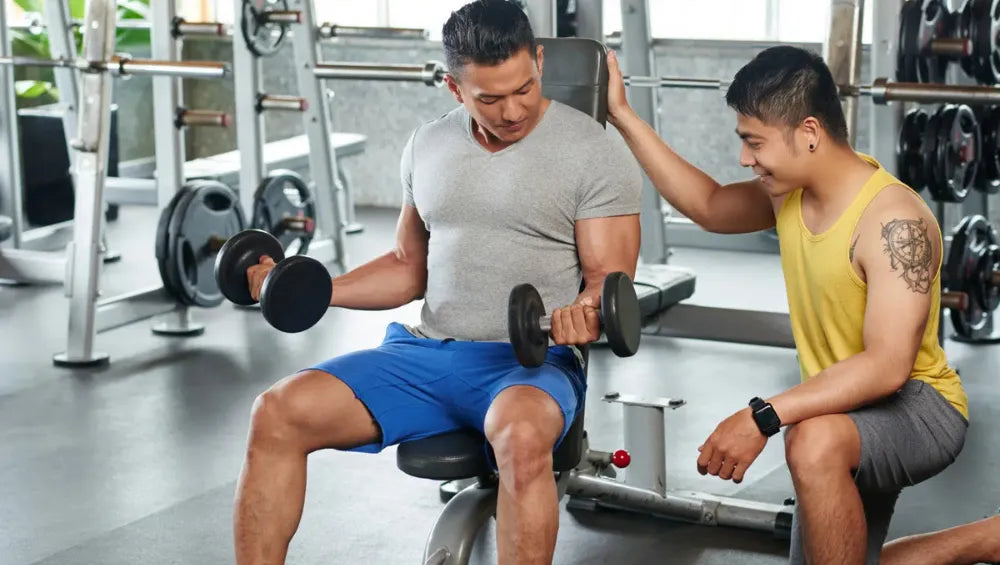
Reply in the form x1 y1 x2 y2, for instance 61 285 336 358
788 379 968 565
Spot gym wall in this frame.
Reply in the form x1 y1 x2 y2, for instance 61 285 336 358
117 37 874 208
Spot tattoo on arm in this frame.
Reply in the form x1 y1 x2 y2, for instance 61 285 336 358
880 218 932 294
850 235 859 262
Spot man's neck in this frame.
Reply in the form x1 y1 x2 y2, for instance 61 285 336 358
470 98 551 152
801 144 878 210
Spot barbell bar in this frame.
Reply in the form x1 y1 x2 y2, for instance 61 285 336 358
623 73 1000 106
313 61 447 87
0 54 229 80
317 23 429 40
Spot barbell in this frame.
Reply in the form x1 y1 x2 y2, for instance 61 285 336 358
0 53 228 80
622 73 1000 107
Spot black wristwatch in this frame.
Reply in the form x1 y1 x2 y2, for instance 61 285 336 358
749 397 781 437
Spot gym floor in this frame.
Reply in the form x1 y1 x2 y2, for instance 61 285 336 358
1 205 998 565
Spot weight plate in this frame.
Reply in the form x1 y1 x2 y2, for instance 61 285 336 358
915 0 953 84
214 229 286 306
978 106 1000 192
508 283 548 368
170 181 247 308
240 0 289 58
976 244 1000 312
166 181 211 306
259 255 332 333
945 214 998 338
960 0 977 79
938 104 980 202
923 105 947 201
251 169 316 256
601 272 641 358
156 186 195 303
898 108 929 191
973 0 1000 84
898 1 922 83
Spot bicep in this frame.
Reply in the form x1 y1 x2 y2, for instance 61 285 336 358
395 205 429 265
859 214 938 376
704 180 777 234
575 214 641 284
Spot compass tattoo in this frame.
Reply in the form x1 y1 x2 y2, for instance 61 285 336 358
881 218 932 294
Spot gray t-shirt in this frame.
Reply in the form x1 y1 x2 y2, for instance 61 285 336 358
401 100 642 342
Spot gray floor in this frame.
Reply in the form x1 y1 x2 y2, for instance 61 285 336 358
1 206 998 565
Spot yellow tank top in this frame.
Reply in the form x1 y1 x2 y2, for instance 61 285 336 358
775 155 968 420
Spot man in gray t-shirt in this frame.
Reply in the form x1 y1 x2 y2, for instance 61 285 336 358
232 2 641 564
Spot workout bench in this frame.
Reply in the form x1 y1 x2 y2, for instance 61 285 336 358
394 38 791 565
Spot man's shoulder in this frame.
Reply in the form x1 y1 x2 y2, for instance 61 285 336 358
412 105 467 142
545 100 607 139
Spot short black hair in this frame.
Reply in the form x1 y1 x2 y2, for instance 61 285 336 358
725 45 849 144
442 0 536 77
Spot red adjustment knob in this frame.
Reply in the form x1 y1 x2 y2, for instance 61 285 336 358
612 449 631 468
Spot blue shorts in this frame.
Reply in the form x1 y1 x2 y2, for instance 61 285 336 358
305 322 586 454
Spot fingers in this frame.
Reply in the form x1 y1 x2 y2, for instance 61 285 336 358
696 443 713 475
549 304 601 345
719 458 738 481
246 257 276 302
607 49 621 77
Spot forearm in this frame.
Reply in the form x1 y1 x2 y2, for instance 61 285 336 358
768 351 909 426
612 110 721 226
329 251 425 310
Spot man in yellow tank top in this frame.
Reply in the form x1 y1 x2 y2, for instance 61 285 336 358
603 45 998 565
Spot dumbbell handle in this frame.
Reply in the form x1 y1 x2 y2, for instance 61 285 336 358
538 312 602 332
942 291 969 311
279 216 315 233
930 37 972 58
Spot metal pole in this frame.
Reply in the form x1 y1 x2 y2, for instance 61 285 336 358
232 0 266 221
861 78 1000 106
313 61 445 86
823 0 865 145
44 0 79 170
522 0 557 37
0 1 25 248
55 0 116 366
149 0 202 337
289 0 347 273
620 0 667 265
869 0 903 171
573 0 604 41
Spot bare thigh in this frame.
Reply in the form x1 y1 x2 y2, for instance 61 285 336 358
259 370 381 452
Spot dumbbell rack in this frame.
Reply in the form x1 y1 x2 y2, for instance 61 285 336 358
231 0 347 276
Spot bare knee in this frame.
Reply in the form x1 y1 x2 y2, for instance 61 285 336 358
248 371 332 450
490 421 555 494
784 417 857 481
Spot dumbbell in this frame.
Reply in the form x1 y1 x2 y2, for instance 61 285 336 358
508 271 641 368
214 229 332 333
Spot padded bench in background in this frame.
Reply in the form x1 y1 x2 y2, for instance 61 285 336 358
184 133 367 186
633 263 697 318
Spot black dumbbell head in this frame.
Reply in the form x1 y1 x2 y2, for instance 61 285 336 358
602 271 641 358
509 283 549 368
214 229 286 306
259 255 332 333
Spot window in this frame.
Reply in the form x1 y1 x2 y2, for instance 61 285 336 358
210 1 379 27
387 0 466 40
777 0 874 44
603 0 876 44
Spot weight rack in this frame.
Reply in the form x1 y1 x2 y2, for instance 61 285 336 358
231 0 347 275
33 0 230 366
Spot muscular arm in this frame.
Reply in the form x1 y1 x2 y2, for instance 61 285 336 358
328 205 429 310
767 188 938 425
611 110 776 234
574 214 641 304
